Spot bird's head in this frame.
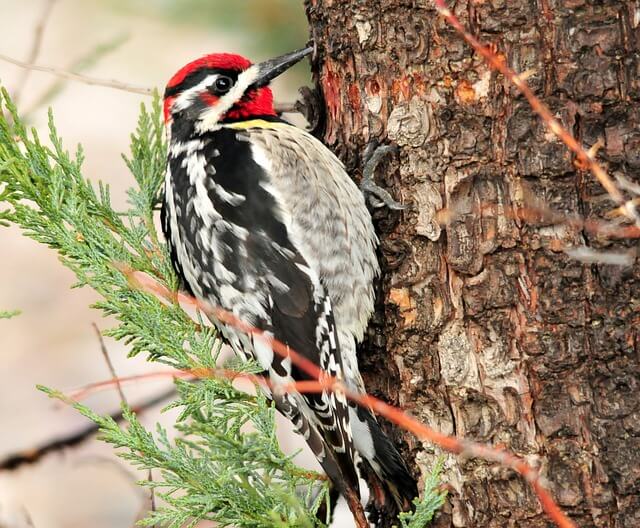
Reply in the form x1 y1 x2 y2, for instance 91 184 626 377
163 46 312 127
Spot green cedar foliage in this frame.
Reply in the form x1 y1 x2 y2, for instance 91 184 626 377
0 89 443 527
399 460 447 528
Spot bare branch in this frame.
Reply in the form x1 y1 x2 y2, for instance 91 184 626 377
22 33 130 120
615 173 640 196
13 0 58 106
1 52 301 115
439 201 640 240
0 386 176 471
93 322 127 405
0 53 153 96
93 323 156 522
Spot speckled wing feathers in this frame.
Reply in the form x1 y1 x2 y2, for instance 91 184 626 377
237 121 418 510
241 124 380 345
161 123 360 495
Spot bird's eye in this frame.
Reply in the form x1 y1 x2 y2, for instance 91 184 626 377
212 75 233 95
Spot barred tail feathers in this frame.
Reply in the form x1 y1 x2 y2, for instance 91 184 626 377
273 392 368 526
350 405 418 512
338 330 418 513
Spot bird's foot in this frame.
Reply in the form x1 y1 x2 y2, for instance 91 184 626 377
360 142 405 210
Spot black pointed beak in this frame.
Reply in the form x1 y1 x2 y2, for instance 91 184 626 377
250 46 313 88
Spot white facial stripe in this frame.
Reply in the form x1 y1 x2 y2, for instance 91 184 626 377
173 74 221 112
196 65 260 133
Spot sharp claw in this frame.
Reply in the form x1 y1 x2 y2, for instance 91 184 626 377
360 178 406 210
360 142 405 210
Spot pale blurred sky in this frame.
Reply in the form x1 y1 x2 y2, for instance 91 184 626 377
0 2 326 527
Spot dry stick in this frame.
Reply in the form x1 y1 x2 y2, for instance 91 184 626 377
92 323 157 522
12 0 58 106
21 34 131 120
0 53 153 96
0 53 298 114
507 204 640 240
0 385 177 471
432 0 640 228
110 266 577 528
615 173 640 197
93 323 127 404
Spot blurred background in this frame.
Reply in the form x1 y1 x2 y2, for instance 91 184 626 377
0 1 317 527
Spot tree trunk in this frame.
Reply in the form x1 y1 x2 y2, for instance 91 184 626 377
304 1 640 526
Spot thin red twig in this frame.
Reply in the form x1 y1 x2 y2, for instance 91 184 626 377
84 264 578 528
68 370 193 402
432 0 640 228
68 361 574 528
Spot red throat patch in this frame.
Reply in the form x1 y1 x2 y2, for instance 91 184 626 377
224 87 276 120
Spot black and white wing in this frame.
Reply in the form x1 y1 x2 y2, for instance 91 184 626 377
161 125 360 497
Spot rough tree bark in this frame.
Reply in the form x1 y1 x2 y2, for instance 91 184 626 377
304 1 640 527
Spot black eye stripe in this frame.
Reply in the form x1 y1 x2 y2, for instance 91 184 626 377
164 68 239 98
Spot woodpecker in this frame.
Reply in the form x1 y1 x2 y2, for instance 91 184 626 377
161 46 417 525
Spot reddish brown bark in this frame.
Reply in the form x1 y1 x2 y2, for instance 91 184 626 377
305 1 640 526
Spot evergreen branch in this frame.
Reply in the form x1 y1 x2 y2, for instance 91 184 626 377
0 88 331 527
40 386 325 528
96 266 574 528
399 460 446 528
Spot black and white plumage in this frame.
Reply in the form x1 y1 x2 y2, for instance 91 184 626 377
162 122 359 496
160 48 417 525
